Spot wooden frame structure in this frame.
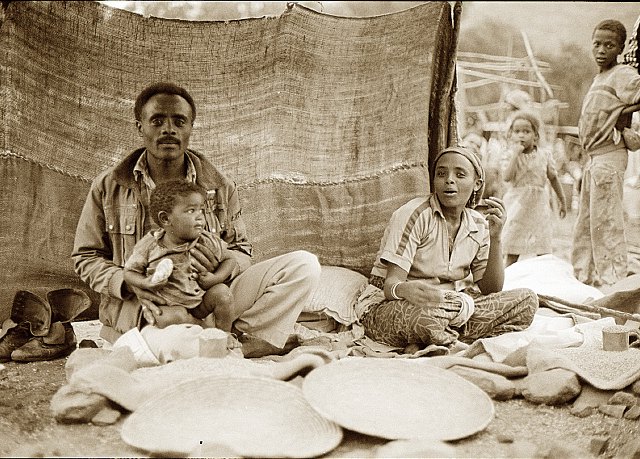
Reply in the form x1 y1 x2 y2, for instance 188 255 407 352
456 31 576 143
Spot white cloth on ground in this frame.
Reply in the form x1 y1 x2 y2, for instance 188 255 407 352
504 254 604 303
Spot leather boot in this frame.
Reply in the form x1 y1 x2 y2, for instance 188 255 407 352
0 291 52 362
0 323 31 363
10 322 77 362
11 289 90 363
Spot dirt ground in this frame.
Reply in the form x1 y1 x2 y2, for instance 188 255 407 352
1 208 639 458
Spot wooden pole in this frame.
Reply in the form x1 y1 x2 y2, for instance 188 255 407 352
538 294 640 323
521 31 554 99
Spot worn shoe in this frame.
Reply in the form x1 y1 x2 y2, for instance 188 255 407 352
11 290 52 337
0 323 32 362
11 322 77 362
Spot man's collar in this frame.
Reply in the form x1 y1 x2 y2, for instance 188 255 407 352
132 150 198 188
113 147 228 191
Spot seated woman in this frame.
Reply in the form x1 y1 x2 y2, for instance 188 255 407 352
356 146 538 352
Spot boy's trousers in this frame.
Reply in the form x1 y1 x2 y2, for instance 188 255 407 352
572 147 628 286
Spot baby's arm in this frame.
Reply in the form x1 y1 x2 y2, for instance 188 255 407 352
195 247 239 290
124 256 172 291
123 268 168 291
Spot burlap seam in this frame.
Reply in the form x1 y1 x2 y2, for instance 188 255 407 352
1 150 92 183
238 162 429 189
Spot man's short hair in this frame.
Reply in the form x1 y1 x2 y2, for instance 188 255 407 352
134 82 197 122
149 179 206 227
594 20 627 48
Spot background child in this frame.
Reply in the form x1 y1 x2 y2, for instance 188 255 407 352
124 179 239 331
501 110 567 267
572 19 640 287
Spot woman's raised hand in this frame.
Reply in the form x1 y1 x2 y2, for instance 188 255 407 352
482 196 506 237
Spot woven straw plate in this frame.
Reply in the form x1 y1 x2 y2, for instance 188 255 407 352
302 357 494 440
121 375 343 458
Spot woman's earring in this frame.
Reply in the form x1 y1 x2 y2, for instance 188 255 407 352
470 190 477 207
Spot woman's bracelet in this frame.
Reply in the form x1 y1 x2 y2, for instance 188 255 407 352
390 281 403 300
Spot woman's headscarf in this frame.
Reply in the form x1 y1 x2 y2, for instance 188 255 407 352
433 146 485 208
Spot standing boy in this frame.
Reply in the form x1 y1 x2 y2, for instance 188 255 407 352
572 20 640 287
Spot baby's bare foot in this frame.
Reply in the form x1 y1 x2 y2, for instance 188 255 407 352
201 313 217 328
154 306 200 328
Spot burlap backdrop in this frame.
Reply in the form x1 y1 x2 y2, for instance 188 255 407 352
0 1 460 319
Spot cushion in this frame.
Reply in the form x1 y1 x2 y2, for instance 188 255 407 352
303 266 368 325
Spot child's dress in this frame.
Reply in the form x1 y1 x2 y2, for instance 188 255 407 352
502 147 558 256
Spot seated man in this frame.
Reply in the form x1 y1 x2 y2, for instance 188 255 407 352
72 82 321 357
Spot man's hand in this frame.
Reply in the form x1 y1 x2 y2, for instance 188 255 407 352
129 284 166 326
189 237 220 274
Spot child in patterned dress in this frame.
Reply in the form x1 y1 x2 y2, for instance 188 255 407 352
501 110 567 267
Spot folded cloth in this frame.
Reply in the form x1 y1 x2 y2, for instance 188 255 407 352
140 324 203 363
460 313 640 390
113 327 160 366
421 355 528 378
462 311 584 363
53 345 332 423
114 324 244 365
